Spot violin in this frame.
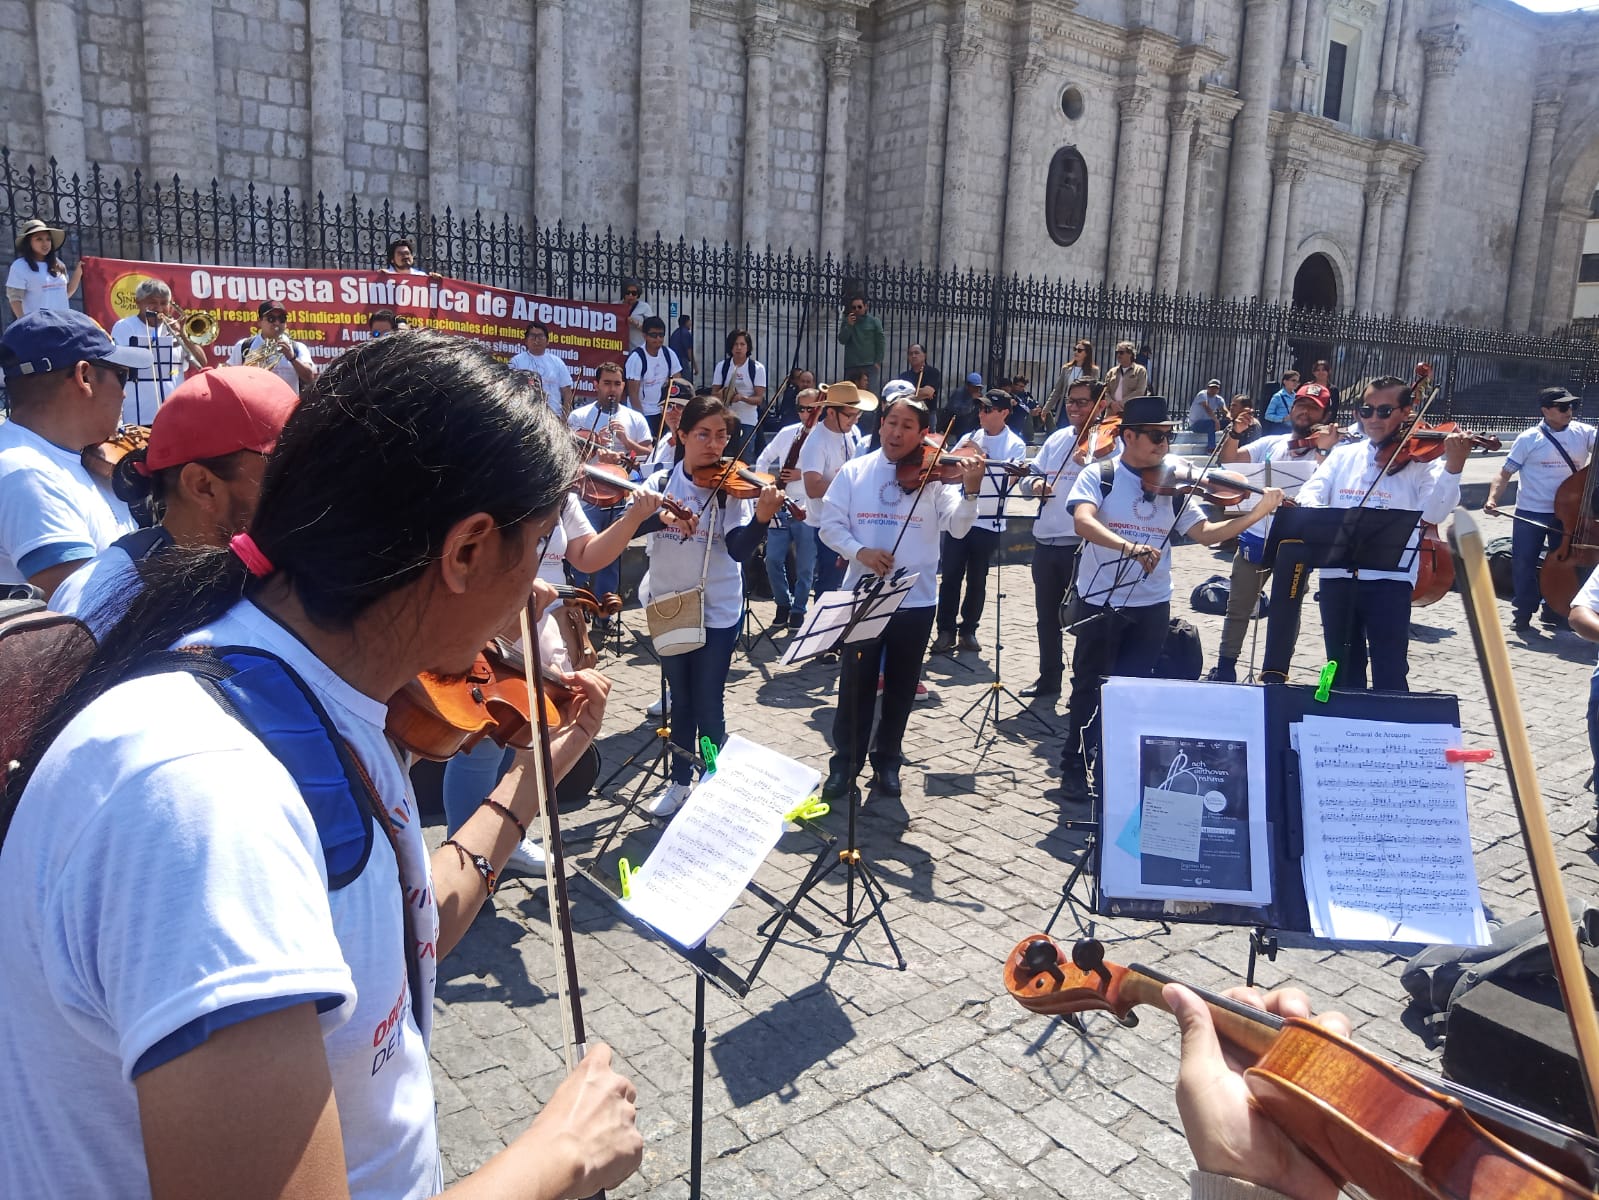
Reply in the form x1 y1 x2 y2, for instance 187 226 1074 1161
1284 424 1359 456
386 638 576 762
1376 421 1502 472
1003 934 1599 1198
575 462 694 521
82 425 151 482
897 439 1031 492
1138 460 1294 509
572 428 640 476
690 458 805 520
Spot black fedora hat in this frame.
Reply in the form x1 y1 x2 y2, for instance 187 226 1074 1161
1120 395 1176 428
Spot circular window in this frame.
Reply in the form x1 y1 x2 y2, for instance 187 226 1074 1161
1060 85 1085 121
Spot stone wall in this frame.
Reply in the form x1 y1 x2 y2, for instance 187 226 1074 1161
6 0 1598 329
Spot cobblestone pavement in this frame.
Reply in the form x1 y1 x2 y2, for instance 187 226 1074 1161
428 492 1599 1198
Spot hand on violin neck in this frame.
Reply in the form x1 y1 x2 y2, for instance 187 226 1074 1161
1442 430 1473 474
529 578 561 624
958 455 986 494
1166 982 1351 1200
754 483 785 523
625 488 664 525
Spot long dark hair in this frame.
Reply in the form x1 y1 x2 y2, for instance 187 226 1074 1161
18 229 66 278
4 330 574 826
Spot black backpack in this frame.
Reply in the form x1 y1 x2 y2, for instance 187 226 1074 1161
1152 619 1203 680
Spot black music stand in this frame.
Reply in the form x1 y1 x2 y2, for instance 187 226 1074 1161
1259 506 1422 682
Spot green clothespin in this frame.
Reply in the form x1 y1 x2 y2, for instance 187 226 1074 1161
619 857 634 900
1314 661 1338 703
699 736 718 777
784 796 830 824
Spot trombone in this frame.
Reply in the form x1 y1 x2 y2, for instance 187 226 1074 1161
161 302 218 370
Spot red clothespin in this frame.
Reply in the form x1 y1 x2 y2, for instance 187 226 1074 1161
1444 748 1494 764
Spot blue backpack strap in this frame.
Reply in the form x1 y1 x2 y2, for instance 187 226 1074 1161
132 647 375 890
111 525 175 563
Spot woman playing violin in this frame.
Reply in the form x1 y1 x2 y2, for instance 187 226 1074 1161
637 393 783 817
1295 376 1471 691
0 330 642 1200
1016 378 1105 699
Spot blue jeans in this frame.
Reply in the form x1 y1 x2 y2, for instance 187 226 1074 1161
765 517 816 613
814 536 847 600
1190 416 1217 451
1511 508 1561 619
660 623 739 783
442 739 518 835
578 500 627 598
1588 672 1599 788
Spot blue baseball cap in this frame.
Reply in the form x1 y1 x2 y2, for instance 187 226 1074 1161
966 372 984 386
0 308 152 380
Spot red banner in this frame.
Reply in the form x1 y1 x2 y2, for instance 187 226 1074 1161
80 257 629 400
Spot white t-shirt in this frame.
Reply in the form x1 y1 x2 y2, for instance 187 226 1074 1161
0 419 137 588
1503 421 1596 512
1571 568 1599 673
111 314 190 426
1188 390 1224 426
818 449 979 609
625 345 680 417
711 357 768 428
626 299 655 349
755 422 813 508
226 333 315 392
509 348 574 416
644 431 678 473
0 601 441 1200
1025 425 1091 542
951 426 1027 533
537 494 598 672
798 419 859 529
6 257 70 313
1066 456 1204 608
642 463 754 629
568 402 654 458
1295 439 1463 585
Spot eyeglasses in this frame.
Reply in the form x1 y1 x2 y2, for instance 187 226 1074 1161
1357 404 1400 419
91 360 131 387
1131 428 1172 444
798 405 822 413
1544 401 1574 412
623 289 640 297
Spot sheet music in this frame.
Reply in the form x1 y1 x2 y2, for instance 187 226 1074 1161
780 571 920 665
1296 715 1488 945
619 735 821 948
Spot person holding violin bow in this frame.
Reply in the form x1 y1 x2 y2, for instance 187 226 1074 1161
1206 381 1339 683
0 329 643 1199
1294 374 1473 691
637 393 785 817
565 361 651 621
1059 395 1284 804
753 385 824 627
1017 378 1106 700
1484 386 1595 633
799 380 873 604
817 390 985 800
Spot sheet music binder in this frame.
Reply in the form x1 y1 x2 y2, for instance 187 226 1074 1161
1094 683 1462 934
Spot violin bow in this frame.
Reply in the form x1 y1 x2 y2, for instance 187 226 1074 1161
516 602 592 1082
1449 508 1599 1130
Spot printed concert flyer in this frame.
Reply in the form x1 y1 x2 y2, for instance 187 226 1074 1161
1135 735 1252 892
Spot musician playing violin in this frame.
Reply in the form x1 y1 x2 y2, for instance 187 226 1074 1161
0 330 642 1200
566 361 652 619
1206 382 1339 683
1295 375 1471 691
818 392 985 802
754 386 824 627
1484 387 1595 633
1016 378 1103 699
1059 395 1283 805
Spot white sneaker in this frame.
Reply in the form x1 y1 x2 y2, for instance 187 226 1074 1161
643 781 692 817
646 692 672 718
502 836 546 877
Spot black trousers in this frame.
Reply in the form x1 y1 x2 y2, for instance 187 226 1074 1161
1061 601 1170 776
1317 576 1412 691
936 528 999 636
830 605 937 777
1030 541 1080 684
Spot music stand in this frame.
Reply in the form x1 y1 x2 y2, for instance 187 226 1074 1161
1258 506 1422 681
959 468 1054 744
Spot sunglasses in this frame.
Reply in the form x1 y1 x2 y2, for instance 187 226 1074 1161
623 289 640 297
798 404 822 413
1357 404 1400 419
1130 428 1172 444
91 360 131 387
1544 401 1574 412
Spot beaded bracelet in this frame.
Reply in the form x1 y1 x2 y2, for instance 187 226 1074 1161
442 838 499 896
482 799 527 841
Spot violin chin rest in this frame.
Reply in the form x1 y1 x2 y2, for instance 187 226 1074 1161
1118 1011 1140 1029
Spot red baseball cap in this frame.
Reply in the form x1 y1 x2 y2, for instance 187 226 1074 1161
138 366 300 474
1293 383 1332 412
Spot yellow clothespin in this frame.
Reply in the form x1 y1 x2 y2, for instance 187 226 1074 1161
784 796 830 824
619 857 634 899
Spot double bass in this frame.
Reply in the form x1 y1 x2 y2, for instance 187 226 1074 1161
1540 457 1599 619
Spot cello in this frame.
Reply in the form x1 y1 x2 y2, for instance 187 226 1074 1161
1540 461 1599 619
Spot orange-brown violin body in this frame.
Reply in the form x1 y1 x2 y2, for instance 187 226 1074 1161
82 425 151 481
1002 935 1593 1200
386 641 571 761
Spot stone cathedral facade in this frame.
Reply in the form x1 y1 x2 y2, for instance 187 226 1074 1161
4 0 1598 332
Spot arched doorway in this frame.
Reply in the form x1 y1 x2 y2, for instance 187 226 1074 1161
1292 253 1338 310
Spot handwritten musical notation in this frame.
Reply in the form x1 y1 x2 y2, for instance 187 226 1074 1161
1296 716 1488 946
619 735 821 949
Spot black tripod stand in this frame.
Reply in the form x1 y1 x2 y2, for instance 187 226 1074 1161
959 471 1055 744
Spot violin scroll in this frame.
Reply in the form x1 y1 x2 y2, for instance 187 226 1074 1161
1003 934 1146 1023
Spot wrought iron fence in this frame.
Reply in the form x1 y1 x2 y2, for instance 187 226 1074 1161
7 149 1598 432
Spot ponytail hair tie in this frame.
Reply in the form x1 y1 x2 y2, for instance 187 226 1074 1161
228 532 275 578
